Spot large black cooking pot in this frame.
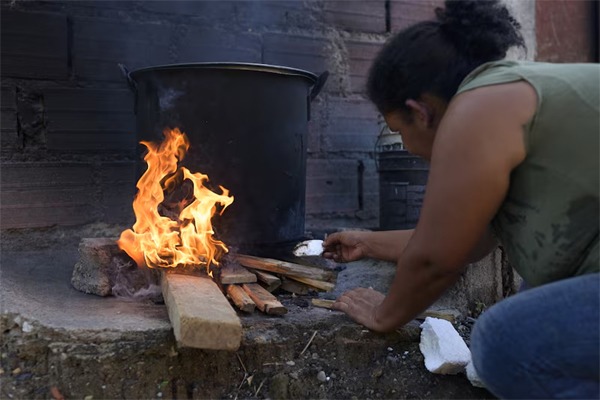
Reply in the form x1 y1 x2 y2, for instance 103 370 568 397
120 63 328 250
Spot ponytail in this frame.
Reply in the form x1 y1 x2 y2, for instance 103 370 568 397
367 0 525 114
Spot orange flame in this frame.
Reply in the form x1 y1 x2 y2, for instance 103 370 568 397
118 128 234 273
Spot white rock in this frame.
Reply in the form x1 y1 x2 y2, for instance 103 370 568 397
419 317 471 374
21 321 33 333
293 240 324 256
466 359 486 388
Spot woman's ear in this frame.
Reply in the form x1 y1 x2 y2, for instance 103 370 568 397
405 99 433 127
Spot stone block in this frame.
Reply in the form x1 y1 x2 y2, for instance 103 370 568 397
324 0 387 33
263 33 328 74
0 162 95 229
71 237 161 299
389 0 444 32
322 97 380 152
71 238 121 297
72 16 171 82
162 273 242 350
306 159 359 213
346 39 384 93
44 88 135 151
0 10 68 79
176 27 261 63
419 317 471 374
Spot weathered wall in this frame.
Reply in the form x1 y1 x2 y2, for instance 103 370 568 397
535 0 598 62
0 0 536 232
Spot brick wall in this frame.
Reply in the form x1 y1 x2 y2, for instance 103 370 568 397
0 0 535 232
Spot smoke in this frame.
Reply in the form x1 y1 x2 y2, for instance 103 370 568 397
111 256 163 303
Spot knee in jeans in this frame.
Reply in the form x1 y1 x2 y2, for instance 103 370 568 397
470 306 508 382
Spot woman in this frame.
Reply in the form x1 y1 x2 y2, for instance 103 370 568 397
322 1 599 398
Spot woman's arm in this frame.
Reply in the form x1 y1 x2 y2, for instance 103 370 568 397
323 229 414 263
334 81 535 331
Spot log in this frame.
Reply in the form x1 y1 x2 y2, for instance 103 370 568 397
235 254 335 282
280 279 311 295
254 270 281 292
288 276 335 292
226 285 256 313
219 262 257 284
242 283 287 315
162 272 242 350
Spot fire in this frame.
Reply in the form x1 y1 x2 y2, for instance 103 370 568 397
118 128 234 273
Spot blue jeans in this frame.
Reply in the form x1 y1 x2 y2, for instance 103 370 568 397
471 273 600 399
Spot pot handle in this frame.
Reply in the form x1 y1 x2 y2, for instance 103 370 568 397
118 63 137 93
118 63 138 113
310 71 329 101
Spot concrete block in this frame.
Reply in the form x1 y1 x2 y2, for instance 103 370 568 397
324 0 387 33
72 16 171 82
307 96 326 153
346 39 384 93
322 97 380 152
162 273 242 350
1 86 19 153
71 238 162 299
98 161 136 224
177 27 261 63
263 33 328 73
0 162 95 229
306 159 358 213
419 317 471 374
0 10 68 79
389 0 443 32
44 88 135 151
235 1 312 30
140 0 236 18
71 238 121 296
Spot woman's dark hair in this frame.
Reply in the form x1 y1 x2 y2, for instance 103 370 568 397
367 0 525 114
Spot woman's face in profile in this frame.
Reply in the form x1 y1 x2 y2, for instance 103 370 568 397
384 110 436 160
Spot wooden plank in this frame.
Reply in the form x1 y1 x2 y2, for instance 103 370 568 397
288 275 335 292
226 285 256 313
219 262 257 284
254 270 281 292
235 253 335 282
311 298 335 309
242 283 287 315
161 273 242 350
280 279 311 295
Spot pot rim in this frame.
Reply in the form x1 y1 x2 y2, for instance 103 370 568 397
130 62 319 84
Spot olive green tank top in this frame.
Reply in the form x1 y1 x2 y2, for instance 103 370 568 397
456 61 599 287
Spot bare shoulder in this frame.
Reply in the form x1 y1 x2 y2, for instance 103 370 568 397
435 81 537 169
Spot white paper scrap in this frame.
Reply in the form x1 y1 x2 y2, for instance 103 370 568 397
293 240 324 256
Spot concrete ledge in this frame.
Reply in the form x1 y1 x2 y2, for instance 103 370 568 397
0 229 493 399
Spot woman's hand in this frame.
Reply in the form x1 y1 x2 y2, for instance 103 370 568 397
331 288 389 332
322 231 370 262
